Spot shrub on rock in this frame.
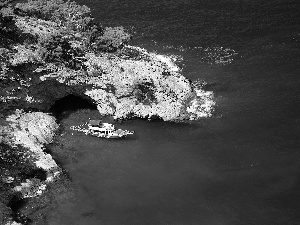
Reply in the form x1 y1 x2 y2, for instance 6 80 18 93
15 0 93 32
91 27 131 52
39 35 86 69
0 10 37 46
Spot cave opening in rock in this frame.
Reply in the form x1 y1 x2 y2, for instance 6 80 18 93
50 94 97 119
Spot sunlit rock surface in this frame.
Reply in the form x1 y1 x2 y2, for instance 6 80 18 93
2 110 60 198
5 110 59 175
0 109 64 223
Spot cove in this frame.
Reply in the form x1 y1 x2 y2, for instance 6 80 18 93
49 110 219 225
47 105 300 225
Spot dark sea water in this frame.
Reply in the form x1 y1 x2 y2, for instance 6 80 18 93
49 0 300 224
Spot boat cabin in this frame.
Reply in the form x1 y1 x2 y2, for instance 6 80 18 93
88 119 115 135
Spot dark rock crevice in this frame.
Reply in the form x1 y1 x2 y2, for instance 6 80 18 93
25 79 98 120
7 195 32 225
49 94 98 120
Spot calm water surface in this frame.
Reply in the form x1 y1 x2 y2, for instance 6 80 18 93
49 0 300 224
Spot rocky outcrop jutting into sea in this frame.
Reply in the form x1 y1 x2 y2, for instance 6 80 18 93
38 45 215 121
0 0 215 121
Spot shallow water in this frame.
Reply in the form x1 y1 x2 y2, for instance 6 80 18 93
49 0 300 224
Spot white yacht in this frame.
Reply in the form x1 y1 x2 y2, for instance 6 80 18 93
72 119 134 138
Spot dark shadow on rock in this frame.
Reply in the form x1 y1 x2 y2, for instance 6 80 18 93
7 195 32 225
28 80 76 111
20 168 47 181
49 94 97 121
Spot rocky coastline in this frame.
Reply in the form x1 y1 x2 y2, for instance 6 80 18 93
0 0 215 224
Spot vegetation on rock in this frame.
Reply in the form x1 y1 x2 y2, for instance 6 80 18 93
15 0 93 32
90 26 132 52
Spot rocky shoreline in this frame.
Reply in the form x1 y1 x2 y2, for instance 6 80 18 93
0 0 215 224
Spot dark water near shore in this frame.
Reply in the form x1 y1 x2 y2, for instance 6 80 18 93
50 1 300 224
